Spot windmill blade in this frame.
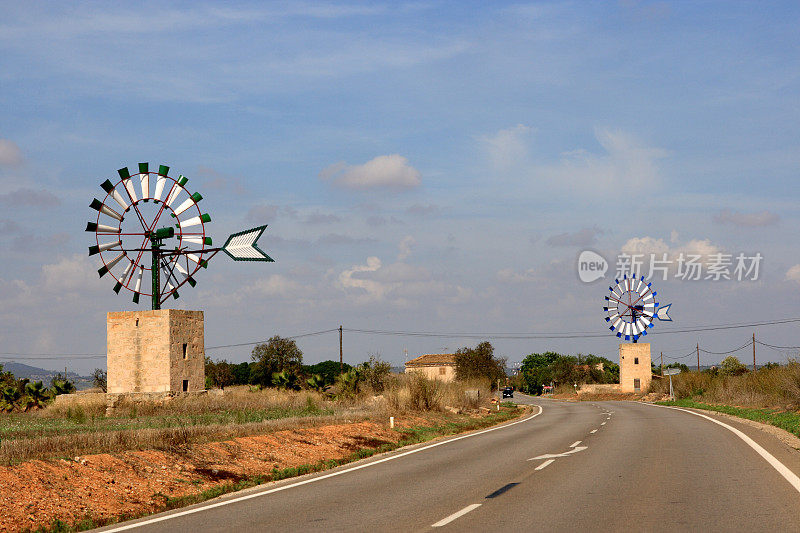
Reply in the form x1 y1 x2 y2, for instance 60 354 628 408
86 222 121 234
132 265 144 303
222 225 274 262
176 213 211 230
88 240 121 256
89 198 123 221
138 162 150 199
101 180 129 211
171 192 203 216
165 175 188 207
182 236 212 246
98 253 125 277
170 258 198 286
186 253 208 269
118 167 138 202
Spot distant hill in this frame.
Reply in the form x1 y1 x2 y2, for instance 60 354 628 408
0 361 94 390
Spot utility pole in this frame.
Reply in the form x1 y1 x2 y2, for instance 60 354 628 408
753 332 757 372
660 352 663 376
339 325 343 375
696 343 700 372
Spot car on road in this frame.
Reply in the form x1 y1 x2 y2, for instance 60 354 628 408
502 387 514 398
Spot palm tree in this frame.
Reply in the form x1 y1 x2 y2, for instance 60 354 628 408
1 386 20 412
306 374 327 392
23 381 48 411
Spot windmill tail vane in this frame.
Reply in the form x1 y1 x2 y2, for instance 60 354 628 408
87 162 273 310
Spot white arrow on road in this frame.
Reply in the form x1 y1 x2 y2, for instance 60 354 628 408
528 446 588 461
222 225 274 262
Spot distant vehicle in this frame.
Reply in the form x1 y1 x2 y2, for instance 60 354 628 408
502 387 514 398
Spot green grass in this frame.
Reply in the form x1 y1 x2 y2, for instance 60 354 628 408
656 399 800 437
31 406 524 532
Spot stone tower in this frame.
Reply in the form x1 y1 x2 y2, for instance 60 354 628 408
619 343 651 393
107 309 205 394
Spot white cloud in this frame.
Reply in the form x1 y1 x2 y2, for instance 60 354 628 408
714 209 780 227
42 254 99 292
320 155 421 190
786 265 800 283
482 124 531 169
398 235 416 261
537 128 668 195
338 256 470 306
619 235 724 275
0 139 23 166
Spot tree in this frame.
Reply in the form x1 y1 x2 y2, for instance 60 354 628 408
205 357 235 389
272 370 301 390
306 374 327 392
251 336 303 387
359 355 392 392
92 368 108 392
50 374 75 396
720 356 748 376
233 362 252 385
303 360 351 387
22 381 48 410
454 341 506 386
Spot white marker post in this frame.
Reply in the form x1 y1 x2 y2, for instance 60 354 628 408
664 367 680 399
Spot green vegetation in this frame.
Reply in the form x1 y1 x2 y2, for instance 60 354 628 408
0 364 76 413
454 341 506 386
519 352 619 394
656 399 800 438
650 358 800 409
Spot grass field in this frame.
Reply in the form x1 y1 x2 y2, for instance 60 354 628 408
655 398 800 438
0 374 493 465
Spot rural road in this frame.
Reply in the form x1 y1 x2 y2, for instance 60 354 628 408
96 395 800 532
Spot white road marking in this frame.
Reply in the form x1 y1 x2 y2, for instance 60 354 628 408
601 422 606 426
432 504 482 527
529 446 587 460
648 404 800 494
99 405 544 532
535 459 555 471
590 429 598 434
570 441 581 448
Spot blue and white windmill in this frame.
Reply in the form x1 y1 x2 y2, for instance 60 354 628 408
603 275 672 342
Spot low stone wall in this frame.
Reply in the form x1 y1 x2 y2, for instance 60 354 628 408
52 392 107 407
577 384 621 395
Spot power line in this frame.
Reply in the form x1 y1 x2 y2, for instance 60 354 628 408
205 328 339 351
755 340 800 350
343 316 800 340
699 340 753 355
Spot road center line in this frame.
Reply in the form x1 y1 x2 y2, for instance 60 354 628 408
432 504 482 527
647 404 800 494
590 429 598 433
601 422 606 426
99 405 544 532
535 459 555 471
569 440 581 448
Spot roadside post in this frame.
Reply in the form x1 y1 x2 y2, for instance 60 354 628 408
663 367 680 399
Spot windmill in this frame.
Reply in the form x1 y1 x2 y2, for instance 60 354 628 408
87 162 273 309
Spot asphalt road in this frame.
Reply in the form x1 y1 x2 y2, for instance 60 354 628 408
97 395 800 532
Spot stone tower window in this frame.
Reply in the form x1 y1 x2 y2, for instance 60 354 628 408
182 343 188 360
634 357 639 364
182 379 189 392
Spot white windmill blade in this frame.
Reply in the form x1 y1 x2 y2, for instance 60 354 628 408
86 222 120 234
118 167 138 202
176 213 211 230
100 180 129 211
172 193 203 216
165 175 189 207
88 240 121 256
138 162 150 199
167 256 197 286
182 236 212 246
132 265 144 303
222 225 274 262
89 198 123 221
98 252 125 278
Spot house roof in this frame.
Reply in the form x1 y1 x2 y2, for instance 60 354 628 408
405 353 456 367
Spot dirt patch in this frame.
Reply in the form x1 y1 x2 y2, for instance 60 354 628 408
0 420 403 532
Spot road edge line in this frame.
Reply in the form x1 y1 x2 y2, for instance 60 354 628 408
98 405 544 532
646 403 800 493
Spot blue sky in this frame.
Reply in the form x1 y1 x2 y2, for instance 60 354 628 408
1 1 799 374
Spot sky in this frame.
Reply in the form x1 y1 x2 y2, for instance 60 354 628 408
1 1 799 374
